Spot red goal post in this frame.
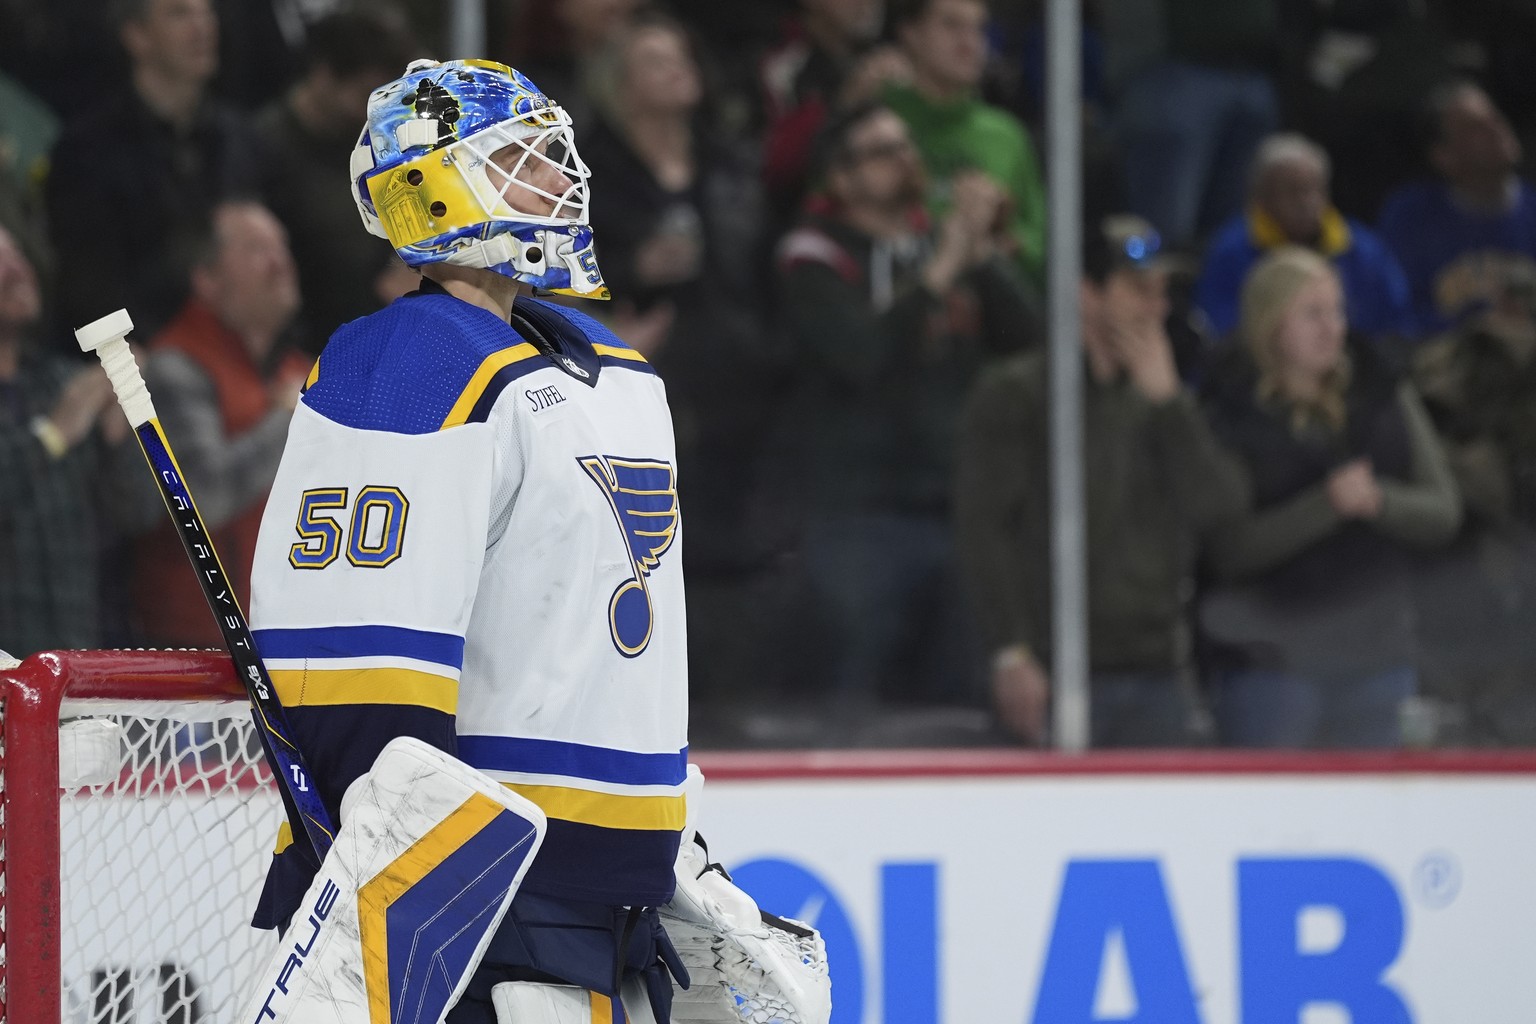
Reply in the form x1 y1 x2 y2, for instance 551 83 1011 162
0 649 283 1024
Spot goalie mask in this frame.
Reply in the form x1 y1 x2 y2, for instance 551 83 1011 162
350 59 608 299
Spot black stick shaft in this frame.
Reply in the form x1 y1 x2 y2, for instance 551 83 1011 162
133 419 335 858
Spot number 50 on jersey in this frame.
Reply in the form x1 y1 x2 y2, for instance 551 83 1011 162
289 486 410 570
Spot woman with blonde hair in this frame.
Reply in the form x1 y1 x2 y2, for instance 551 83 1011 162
1198 246 1461 747
577 11 780 710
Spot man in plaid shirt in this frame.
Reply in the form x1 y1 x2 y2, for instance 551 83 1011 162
0 225 125 657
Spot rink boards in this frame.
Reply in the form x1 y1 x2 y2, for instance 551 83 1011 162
694 749 1536 1024
59 749 1536 1023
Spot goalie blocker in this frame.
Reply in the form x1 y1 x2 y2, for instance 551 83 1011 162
243 737 545 1024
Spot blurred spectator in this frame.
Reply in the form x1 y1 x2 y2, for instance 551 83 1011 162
779 101 1034 729
1378 81 1536 335
957 213 1247 747
214 0 336 111
500 0 640 132
1411 263 1536 743
1434 0 1536 166
1414 266 1536 537
1101 0 1280 249
1282 0 1452 221
121 201 308 648
758 0 904 227
254 10 413 353
0 71 59 270
0 224 125 657
0 0 126 123
885 0 1047 282
583 14 766 323
670 0 797 122
1199 247 1460 748
44 0 262 347
992 0 1110 125
994 0 1125 219
581 12 781 699
1197 133 1412 343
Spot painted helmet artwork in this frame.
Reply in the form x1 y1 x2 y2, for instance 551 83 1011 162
350 59 608 299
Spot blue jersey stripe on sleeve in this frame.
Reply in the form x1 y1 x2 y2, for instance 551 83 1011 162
457 735 688 787
253 625 466 669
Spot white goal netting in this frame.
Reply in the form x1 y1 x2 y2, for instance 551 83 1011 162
60 699 283 1022
13 689 284 1024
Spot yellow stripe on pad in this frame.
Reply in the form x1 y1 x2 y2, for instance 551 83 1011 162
503 783 685 831
593 343 647 363
357 792 506 1024
269 666 458 715
591 990 614 1024
440 342 540 429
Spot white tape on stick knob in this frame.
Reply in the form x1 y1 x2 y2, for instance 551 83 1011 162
75 309 156 427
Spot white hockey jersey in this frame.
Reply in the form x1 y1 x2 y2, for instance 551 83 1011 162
249 286 688 917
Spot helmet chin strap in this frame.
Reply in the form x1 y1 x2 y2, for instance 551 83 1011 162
439 225 606 297
445 230 549 277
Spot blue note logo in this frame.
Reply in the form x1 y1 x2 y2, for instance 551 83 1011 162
578 455 679 657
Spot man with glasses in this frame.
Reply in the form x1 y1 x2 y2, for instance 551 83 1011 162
776 100 1036 738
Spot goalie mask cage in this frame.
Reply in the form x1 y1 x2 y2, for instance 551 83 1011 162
1 650 283 1024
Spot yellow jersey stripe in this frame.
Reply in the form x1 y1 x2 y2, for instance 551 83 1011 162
269 666 458 715
592 343 647 364
304 358 320 390
440 342 541 429
274 820 294 855
504 782 686 831
590 991 614 1024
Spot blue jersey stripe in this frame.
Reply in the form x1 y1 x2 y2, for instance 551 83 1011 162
253 625 466 669
518 818 681 905
457 735 688 787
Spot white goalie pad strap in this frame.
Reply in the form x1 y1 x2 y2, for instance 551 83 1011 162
245 737 547 1024
658 791 831 1024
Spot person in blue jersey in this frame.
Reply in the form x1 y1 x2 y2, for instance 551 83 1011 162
1379 81 1536 336
245 59 690 1023
1196 133 1412 347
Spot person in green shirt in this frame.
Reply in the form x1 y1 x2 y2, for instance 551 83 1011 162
885 0 1047 284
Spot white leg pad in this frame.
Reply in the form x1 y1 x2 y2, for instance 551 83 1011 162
620 975 659 1024
492 982 626 1024
244 736 547 1024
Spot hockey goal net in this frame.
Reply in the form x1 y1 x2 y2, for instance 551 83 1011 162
1 650 283 1023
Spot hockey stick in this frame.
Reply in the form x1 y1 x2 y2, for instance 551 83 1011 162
77 308 335 860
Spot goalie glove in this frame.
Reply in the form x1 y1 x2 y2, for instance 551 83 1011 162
658 779 830 1024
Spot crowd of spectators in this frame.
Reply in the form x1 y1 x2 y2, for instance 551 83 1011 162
8 0 1536 750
